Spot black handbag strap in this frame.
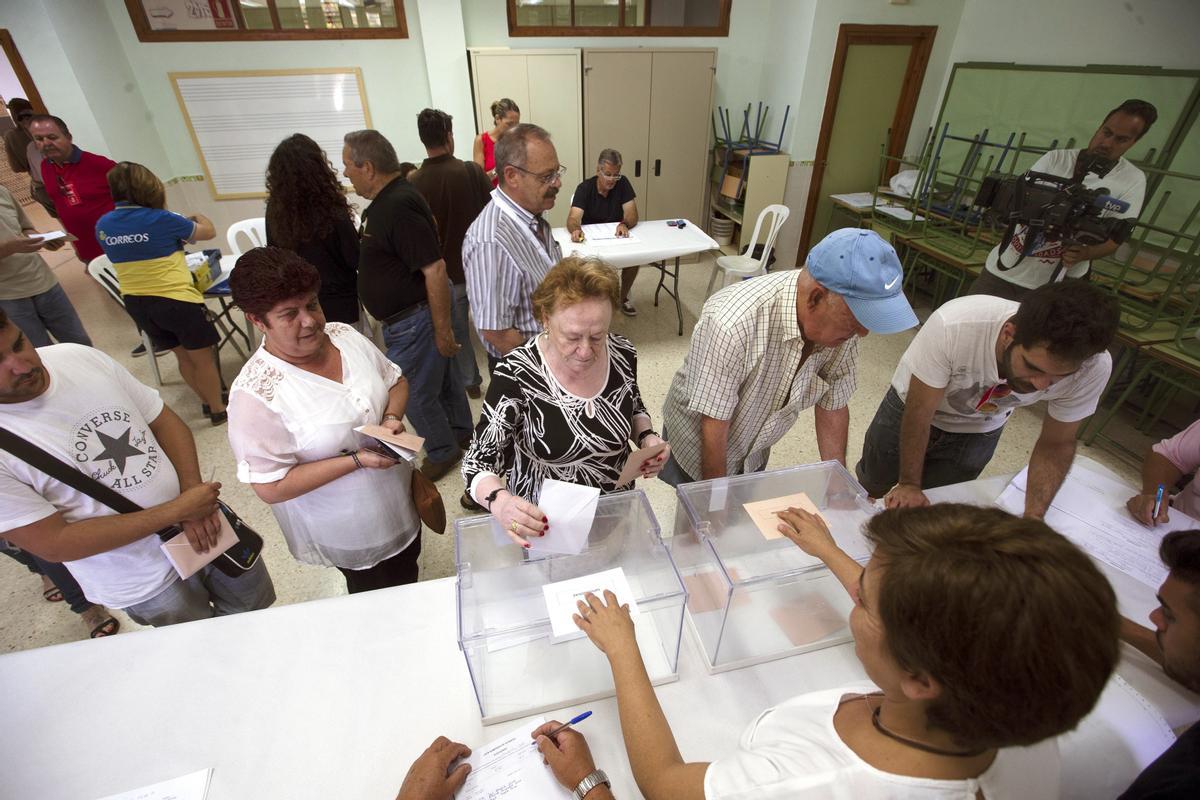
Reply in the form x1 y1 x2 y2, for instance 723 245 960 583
0 425 145 516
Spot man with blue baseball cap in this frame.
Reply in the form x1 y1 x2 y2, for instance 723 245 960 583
857 279 1119 518
659 228 917 485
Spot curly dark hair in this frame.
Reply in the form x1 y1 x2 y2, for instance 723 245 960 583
1010 279 1119 362
229 246 322 319
264 134 353 250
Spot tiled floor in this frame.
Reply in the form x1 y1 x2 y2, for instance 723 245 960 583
0 207 1151 654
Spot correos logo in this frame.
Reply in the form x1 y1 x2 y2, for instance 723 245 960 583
100 231 150 245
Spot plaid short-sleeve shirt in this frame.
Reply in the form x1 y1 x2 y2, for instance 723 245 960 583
662 270 859 478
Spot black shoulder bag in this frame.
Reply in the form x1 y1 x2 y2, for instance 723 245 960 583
0 425 262 577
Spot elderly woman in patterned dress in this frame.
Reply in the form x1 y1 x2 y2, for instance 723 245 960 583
461 256 668 547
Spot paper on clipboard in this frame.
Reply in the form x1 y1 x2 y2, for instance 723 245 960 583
743 492 824 540
159 514 239 580
615 442 669 486
354 424 424 461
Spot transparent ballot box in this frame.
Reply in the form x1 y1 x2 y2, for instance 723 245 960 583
671 461 876 673
455 489 686 724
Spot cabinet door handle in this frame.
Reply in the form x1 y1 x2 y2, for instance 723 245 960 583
634 159 641 178
654 159 661 177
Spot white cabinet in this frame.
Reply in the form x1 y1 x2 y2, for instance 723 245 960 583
468 48 583 229
583 49 716 225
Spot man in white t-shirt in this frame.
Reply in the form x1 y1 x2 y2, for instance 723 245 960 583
0 310 275 626
855 280 1119 518
968 98 1157 302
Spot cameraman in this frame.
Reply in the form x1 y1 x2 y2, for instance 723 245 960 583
968 99 1156 302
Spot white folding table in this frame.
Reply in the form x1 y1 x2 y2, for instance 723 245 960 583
1 460 1195 799
553 219 720 335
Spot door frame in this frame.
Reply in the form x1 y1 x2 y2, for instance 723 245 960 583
0 30 46 113
797 24 936 262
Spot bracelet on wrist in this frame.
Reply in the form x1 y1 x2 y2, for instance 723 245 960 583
636 428 658 446
382 413 401 423
350 451 363 469
484 487 506 510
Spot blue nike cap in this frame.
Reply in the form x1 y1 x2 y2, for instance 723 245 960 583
805 228 918 335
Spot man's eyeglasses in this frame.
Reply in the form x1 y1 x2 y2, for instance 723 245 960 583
509 164 567 185
598 171 622 181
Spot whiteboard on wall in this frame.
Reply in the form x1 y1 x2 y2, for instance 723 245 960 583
170 68 371 200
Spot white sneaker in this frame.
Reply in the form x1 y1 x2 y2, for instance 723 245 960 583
621 300 637 317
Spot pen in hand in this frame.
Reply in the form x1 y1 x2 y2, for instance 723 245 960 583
1152 484 1165 521
532 710 592 745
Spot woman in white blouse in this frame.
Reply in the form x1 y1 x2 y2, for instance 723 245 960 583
540 504 1119 800
226 246 421 593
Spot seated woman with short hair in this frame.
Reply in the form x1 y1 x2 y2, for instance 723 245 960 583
550 503 1119 799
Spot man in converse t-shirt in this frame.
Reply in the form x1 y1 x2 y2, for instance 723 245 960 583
856 281 1118 519
0 310 274 625
967 99 1156 301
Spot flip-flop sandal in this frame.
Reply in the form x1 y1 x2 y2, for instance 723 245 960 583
90 617 120 638
43 587 64 602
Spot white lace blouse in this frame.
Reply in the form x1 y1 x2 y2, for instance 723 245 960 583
227 323 419 570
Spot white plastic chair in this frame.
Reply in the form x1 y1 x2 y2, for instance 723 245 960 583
86 255 162 386
706 203 791 296
226 217 266 258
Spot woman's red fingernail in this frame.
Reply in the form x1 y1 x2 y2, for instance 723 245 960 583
523 543 531 549
543 516 548 523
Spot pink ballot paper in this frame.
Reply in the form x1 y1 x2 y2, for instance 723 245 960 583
616 442 669 486
742 492 825 540
354 424 425 459
159 514 239 580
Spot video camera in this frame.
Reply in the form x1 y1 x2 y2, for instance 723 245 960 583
973 151 1134 274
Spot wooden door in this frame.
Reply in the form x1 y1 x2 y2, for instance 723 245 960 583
646 50 716 222
798 25 936 261
583 50 652 203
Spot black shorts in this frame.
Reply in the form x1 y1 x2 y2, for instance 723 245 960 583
123 294 219 351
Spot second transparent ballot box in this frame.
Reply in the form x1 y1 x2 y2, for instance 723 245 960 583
671 461 877 672
455 489 686 724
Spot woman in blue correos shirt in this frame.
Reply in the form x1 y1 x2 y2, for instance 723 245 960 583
96 162 227 424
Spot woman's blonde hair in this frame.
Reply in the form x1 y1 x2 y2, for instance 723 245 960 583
532 256 620 324
106 161 166 210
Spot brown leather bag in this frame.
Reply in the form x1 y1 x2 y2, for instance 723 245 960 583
411 467 446 534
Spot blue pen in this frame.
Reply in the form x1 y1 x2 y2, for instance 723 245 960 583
1152 484 1165 521
533 710 593 744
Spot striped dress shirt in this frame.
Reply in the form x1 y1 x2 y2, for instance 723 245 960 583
662 270 859 479
462 188 562 357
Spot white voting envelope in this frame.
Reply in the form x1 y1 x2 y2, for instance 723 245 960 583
529 479 599 556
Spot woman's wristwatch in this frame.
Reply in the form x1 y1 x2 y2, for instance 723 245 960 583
382 414 402 424
636 429 659 446
573 769 610 799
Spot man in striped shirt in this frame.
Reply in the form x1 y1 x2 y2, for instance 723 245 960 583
462 124 564 372
660 229 918 486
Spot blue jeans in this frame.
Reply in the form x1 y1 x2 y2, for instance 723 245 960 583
451 282 482 390
1 541 93 614
855 387 1005 497
0 284 92 348
383 306 474 463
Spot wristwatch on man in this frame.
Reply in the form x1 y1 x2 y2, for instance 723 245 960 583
572 769 610 799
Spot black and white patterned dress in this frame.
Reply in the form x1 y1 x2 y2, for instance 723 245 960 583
462 333 651 503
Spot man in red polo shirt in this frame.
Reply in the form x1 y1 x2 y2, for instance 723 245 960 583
29 115 115 265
